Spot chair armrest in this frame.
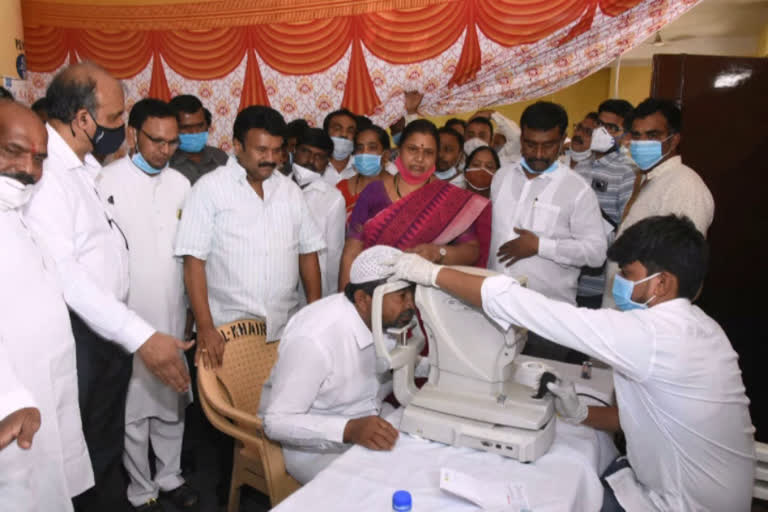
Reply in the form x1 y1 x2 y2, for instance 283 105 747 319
198 374 265 431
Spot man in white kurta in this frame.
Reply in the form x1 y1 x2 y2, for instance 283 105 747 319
0 100 93 512
291 128 346 299
260 246 410 484
98 98 195 509
389 214 755 512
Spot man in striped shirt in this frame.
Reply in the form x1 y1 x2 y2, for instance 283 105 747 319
574 99 637 309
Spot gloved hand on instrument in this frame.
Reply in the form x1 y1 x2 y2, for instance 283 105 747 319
385 253 443 288
546 380 589 424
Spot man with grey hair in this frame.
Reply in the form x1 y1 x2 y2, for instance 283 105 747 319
23 62 193 511
260 245 413 483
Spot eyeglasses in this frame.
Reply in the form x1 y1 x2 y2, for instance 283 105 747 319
596 120 622 135
296 145 330 165
141 130 180 150
573 123 593 136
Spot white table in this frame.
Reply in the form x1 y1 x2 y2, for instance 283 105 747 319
274 359 616 512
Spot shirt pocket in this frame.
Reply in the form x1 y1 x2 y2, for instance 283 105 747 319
531 202 560 237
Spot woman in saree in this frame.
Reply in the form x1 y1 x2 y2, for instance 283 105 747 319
338 119 492 290
336 124 391 218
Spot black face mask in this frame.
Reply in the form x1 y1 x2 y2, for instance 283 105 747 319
88 121 126 156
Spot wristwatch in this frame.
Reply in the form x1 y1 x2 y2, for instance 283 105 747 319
437 246 447 264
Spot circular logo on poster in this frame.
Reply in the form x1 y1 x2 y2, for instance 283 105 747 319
16 54 26 80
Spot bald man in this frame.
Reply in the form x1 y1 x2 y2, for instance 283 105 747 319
23 63 193 512
0 100 93 511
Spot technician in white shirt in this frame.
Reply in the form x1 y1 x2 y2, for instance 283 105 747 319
99 99 198 511
0 100 92 512
291 127 346 299
488 101 606 360
23 63 193 512
260 245 411 483
175 105 325 370
389 214 755 512
322 108 357 185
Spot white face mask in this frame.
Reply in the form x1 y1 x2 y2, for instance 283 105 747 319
569 148 593 162
331 136 354 161
384 161 399 176
590 126 615 152
292 162 322 187
0 175 36 211
434 166 457 180
463 137 487 156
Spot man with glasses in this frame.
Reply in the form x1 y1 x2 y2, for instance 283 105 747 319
573 100 638 309
566 112 598 169
98 99 198 512
168 95 228 185
602 98 714 309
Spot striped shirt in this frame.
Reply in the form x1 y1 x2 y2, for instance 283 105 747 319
574 150 637 297
174 158 325 341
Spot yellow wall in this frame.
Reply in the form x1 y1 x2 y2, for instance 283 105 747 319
426 64 652 131
758 24 768 56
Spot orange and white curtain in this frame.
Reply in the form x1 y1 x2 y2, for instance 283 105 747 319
21 0 700 151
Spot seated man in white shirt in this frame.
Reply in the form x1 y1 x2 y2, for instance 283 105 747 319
260 245 412 484
489 101 607 360
291 128 346 299
390 214 755 512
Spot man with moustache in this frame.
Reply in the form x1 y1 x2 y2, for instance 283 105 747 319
260 246 411 484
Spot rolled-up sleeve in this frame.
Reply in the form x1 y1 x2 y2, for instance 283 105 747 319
174 178 216 260
297 191 326 255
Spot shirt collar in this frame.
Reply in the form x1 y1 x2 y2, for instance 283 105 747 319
517 160 565 180
228 157 280 196
171 146 218 166
646 155 681 181
46 123 102 177
338 294 373 350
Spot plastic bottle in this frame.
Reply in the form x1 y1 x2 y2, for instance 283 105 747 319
392 490 412 511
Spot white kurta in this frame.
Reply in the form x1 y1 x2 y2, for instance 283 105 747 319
98 157 192 422
481 275 755 511
0 208 94 511
300 179 346 299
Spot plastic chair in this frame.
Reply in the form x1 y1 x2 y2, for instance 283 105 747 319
197 318 301 511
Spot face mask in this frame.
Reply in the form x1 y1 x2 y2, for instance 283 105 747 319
132 151 166 176
463 137 486 156
392 132 403 146
464 167 494 191
87 118 126 156
521 157 558 175
292 162 322 187
178 131 208 153
434 166 457 180
569 148 592 162
394 156 436 185
0 175 36 210
331 136 354 161
353 153 382 176
590 126 615 152
630 136 674 171
612 272 660 311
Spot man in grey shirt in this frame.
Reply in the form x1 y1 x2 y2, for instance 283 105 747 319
168 95 228 184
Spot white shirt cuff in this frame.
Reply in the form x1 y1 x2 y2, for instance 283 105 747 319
0 389 37 420
537 237 557 261
115 311 157 353
323 416 352 444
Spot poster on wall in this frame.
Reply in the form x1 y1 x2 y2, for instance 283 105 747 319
2 0 26 96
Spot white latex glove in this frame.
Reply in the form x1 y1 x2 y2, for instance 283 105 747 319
546 380 588 424
388 253 443 287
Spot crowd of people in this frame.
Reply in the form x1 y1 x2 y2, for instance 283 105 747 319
0 60 755 512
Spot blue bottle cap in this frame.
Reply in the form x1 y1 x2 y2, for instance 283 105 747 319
392 490 412 511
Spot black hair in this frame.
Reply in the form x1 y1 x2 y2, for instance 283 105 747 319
466 116 494 138
607 215 708 300
398 118 440 152
31 97 49 113
444 118 466 131
344 279 387 303
168 95 204 116
128 98 176 131
598 99 634 122
0 86 13 99
355 124 391 151
45 71 98 123
520 101 568 137
323 108 358 133
297 127 333 156
632 98 682 133
285 119 310 140
203 108 212 127
437 126 464 149
355 115 374 132
585 111 599 121
233 105 286 146
466 145 501 170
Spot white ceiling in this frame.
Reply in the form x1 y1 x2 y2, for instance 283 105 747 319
619 0 768 64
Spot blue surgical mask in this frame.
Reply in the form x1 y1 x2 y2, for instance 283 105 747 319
331 136 354 161
521 158 558 175
178 131 208 153
392 132 403 146
435 166 458 180
630 136 673 171
612 272 660 311
353 153 382 176
132 151 166 175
